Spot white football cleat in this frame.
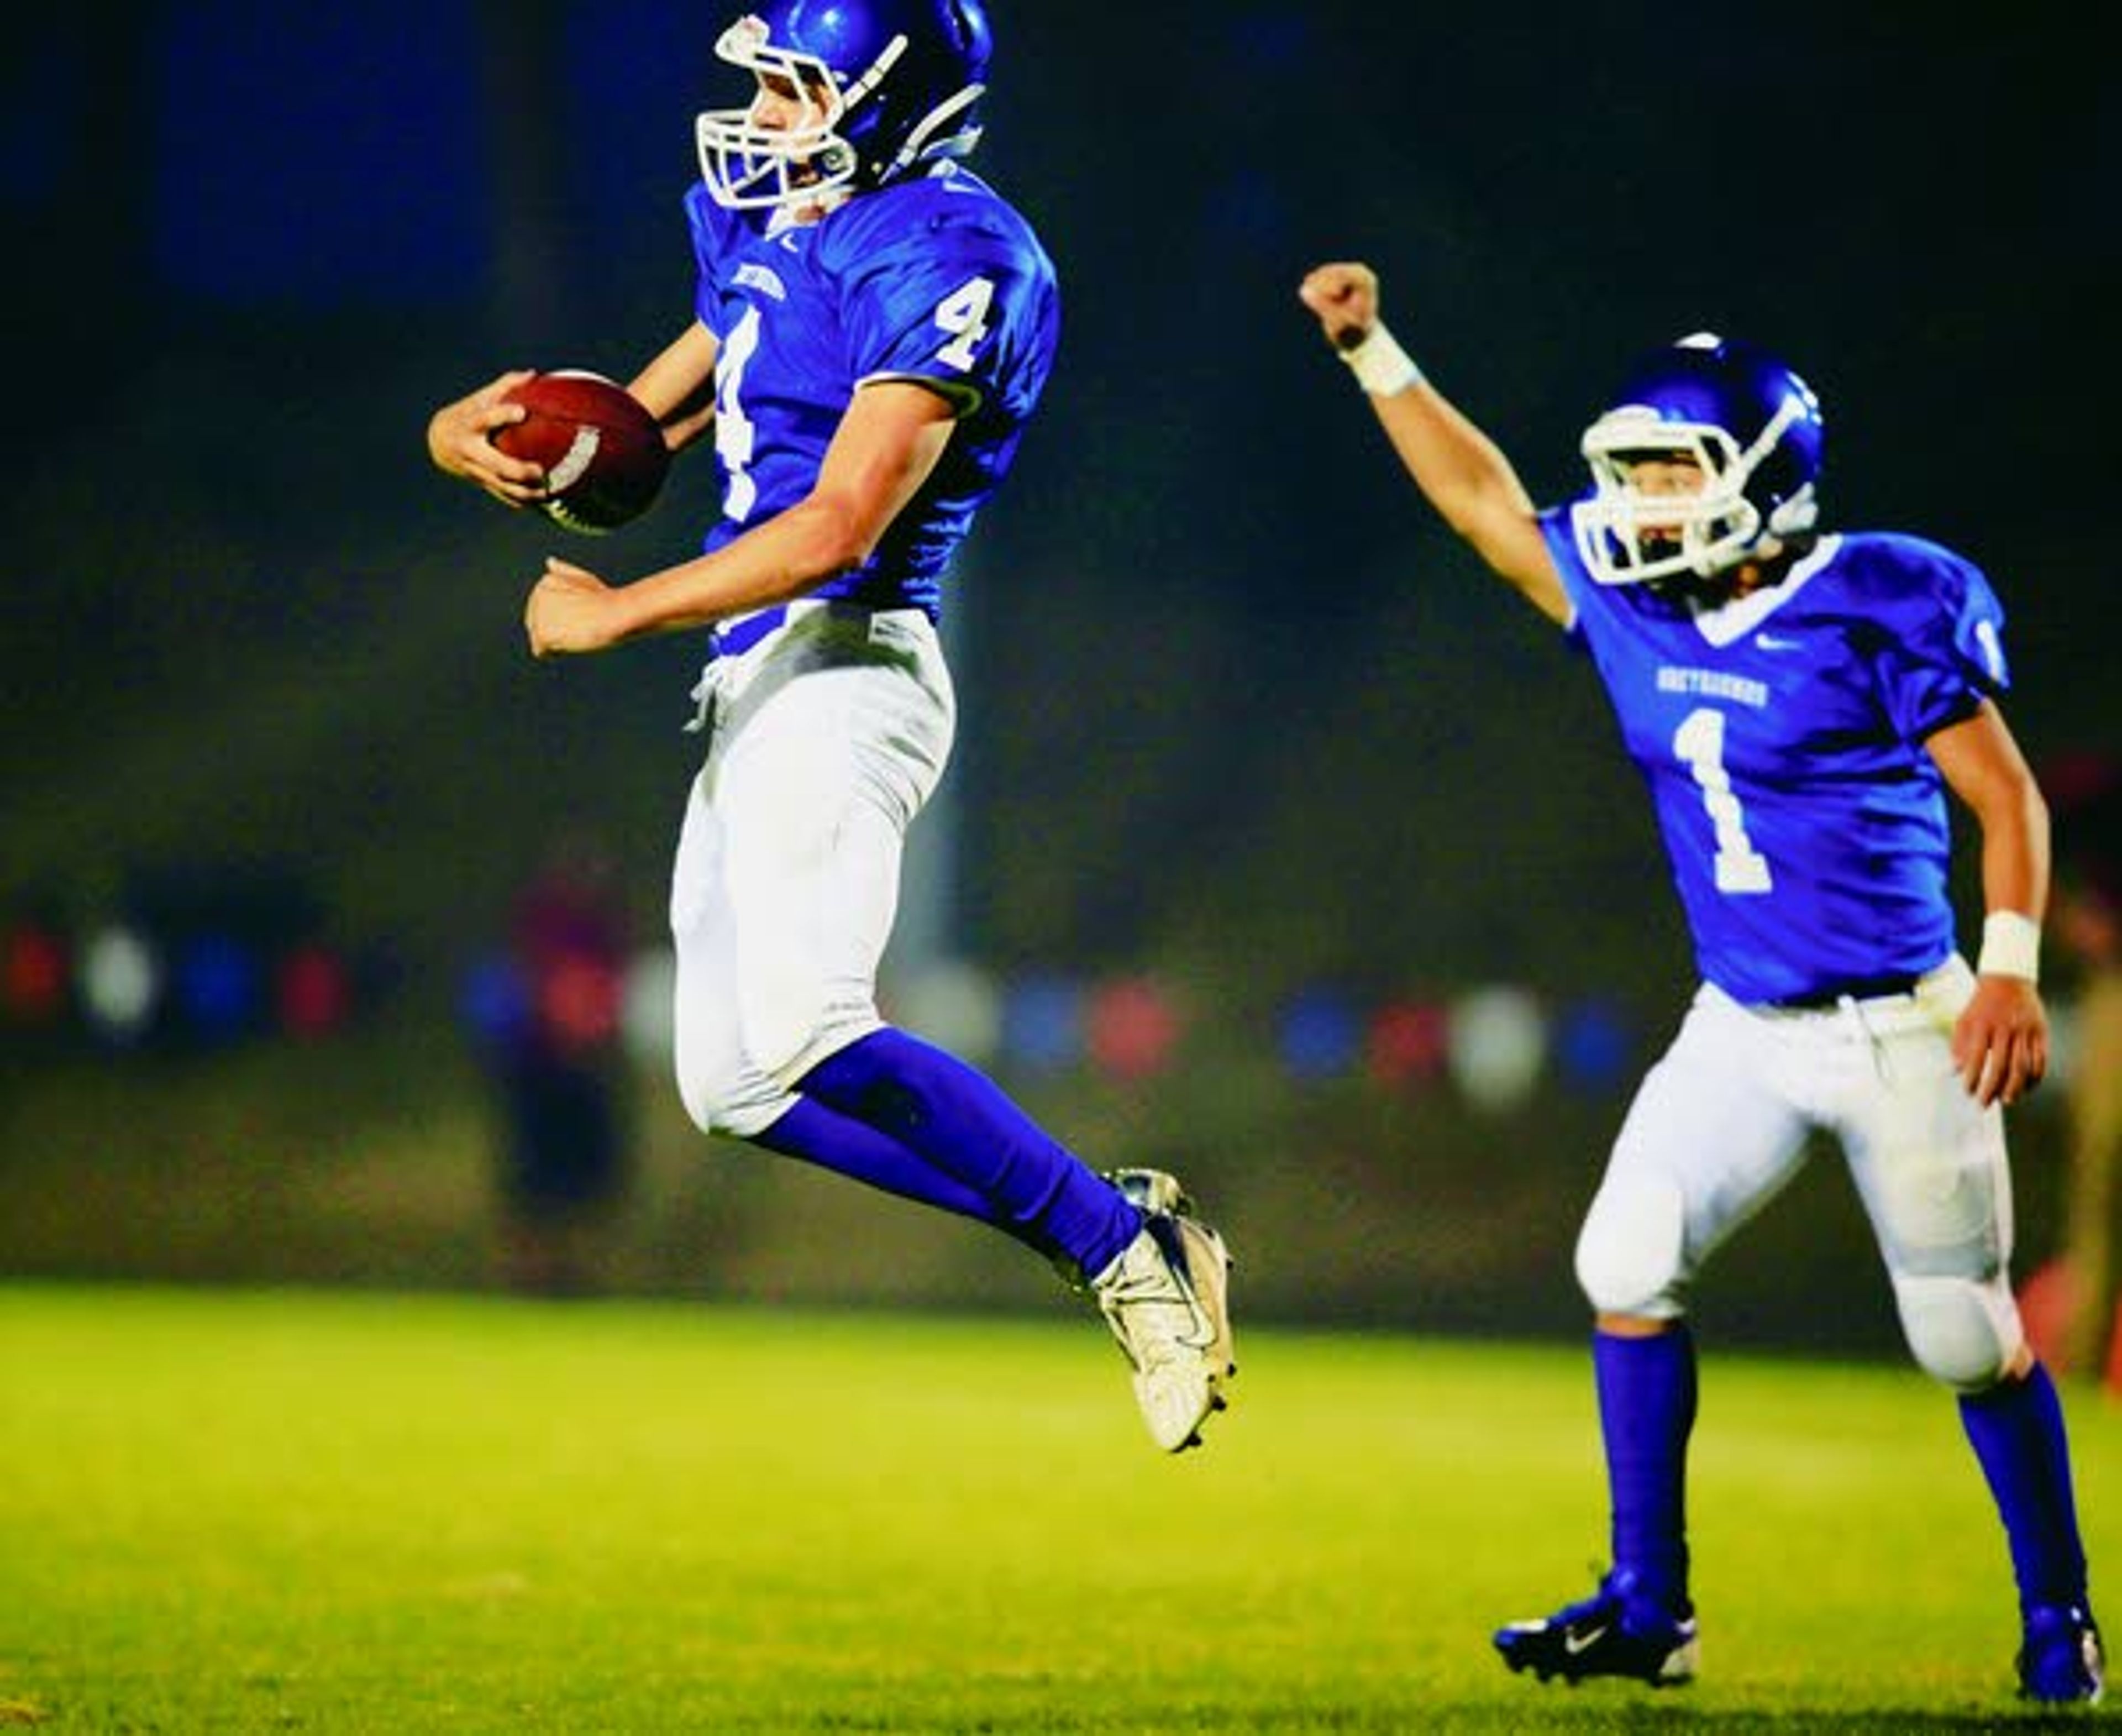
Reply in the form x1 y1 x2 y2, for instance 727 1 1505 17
1092 1169 1236 1452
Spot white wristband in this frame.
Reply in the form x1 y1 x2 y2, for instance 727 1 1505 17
1340 323 1424 397
1977 910 2041 982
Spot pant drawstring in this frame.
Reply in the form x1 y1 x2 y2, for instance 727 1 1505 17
1839 993 1896 1084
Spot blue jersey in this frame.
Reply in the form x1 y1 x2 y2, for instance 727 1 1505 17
684 162 1060 620
1538 517 2013 1004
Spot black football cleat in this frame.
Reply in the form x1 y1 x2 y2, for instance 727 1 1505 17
1494 1571 1699 1687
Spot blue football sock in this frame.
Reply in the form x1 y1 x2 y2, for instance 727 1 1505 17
753 1098 1005 1226
795 1027 1141 1280
1960 1361 2091 1615
1593 1324 1698 1620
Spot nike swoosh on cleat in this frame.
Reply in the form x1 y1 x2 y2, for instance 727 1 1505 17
1563 1624 1609 1656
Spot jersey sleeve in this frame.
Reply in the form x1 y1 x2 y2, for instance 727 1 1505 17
684 182 745 339
834 197 1057 421
1537 504 1591 644
1868 537 2012 742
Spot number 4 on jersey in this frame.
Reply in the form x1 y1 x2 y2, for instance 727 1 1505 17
933 277 995 371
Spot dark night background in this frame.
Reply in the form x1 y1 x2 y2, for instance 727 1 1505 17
2 3 2116 1339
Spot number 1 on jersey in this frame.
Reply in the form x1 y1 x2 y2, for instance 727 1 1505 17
1674 707 1773 895
715 306 763 522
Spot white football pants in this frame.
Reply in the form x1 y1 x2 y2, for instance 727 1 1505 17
1575 955 2026 1389
669 602 954 1139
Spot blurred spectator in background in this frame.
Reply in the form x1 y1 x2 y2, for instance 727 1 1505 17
483 836 634 1295
2044 754 2122 1387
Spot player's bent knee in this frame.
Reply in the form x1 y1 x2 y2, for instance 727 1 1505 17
745 1005 828 1089
743 990 881 1094
1893 1273 2024 1391
674 1048 790 1141
673 1061 733 1136
1574 1174 1690 1317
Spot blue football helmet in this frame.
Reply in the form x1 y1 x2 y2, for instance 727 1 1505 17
696 0 991 213
1570 332 1825 586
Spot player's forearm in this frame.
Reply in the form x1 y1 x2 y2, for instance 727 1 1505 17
1930 704 2051 926
610 500 865 639
1368 387 1568 622
1373 385 1535 534
629 326 718 428
1305 269 1564 614
1976 789 2051 929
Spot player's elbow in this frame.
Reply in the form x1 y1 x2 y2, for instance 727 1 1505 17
1454 507 1564 617
1434 487 1521 559
791 495 881 583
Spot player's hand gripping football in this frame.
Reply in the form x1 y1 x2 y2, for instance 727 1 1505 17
1299 261 1382 354
426 369 547 508
1952 975 2048 1108
525 557 624 658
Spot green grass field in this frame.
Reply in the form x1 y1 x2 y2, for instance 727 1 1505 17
2 1284 2115 1731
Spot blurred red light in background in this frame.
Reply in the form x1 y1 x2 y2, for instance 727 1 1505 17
1367 999 1449 1087
278 943 350 1037
539 956 623 1053
1086 976 1181 1081
3 924 69 1021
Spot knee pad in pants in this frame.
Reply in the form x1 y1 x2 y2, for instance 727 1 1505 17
1892 1272 2024 1391
1574 1173 1689 1319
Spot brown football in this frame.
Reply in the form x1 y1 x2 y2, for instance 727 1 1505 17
495 370 671 534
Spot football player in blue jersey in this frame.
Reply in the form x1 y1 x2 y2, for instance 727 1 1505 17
425 0 1235 1454
1299 260 2101 1702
